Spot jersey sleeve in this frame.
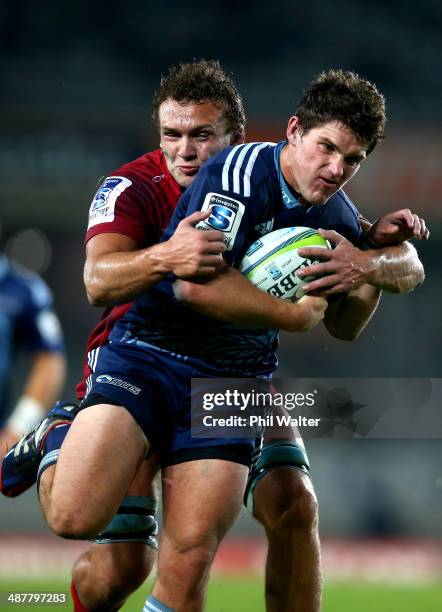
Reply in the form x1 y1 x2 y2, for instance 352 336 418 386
17 275 64 353
162 159 269 266
84 174 154 246
332 191 362 244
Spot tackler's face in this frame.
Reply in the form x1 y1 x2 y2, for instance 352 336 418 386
282 118 367 206
159 99 236 189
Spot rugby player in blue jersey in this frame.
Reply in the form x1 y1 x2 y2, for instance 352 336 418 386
0 245 66 457
81 69 425 612
2 66 428 612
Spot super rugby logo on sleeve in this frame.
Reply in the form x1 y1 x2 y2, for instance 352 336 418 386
88 176 132 229
195 193 245 251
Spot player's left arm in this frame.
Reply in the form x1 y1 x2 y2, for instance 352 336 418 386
322 285 381 341
299 209 428 340
297 209 428 296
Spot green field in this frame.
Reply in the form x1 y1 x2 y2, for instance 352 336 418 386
0 578 441 611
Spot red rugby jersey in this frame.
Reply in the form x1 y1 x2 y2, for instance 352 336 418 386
76 149 181 399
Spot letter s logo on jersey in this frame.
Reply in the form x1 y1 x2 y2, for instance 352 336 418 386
196 193 245 251
207 205 235 231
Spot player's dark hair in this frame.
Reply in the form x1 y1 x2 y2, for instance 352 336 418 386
152 59 245 135
295 69 386 154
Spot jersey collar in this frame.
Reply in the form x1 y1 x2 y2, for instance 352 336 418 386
273 141 302 209
274 141 316 213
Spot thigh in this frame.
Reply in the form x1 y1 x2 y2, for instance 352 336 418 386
161 459 248 546
264 401 303 443
51 403 148 528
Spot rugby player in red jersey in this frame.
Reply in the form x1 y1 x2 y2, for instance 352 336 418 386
2 62 428 612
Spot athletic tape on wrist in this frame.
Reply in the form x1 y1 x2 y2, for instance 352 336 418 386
6 396 45 436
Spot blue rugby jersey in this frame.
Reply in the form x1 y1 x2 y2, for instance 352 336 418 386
110 142 361 375
0 256 64 424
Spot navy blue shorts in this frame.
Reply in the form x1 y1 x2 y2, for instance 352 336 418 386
82 341 255 467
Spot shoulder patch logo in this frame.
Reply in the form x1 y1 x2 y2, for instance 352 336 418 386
195 192 245 251
88 176 132 229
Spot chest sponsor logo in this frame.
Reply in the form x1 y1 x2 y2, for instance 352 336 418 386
88 176 132 229
195 192 245 251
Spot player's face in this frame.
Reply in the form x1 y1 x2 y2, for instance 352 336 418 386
282 118 367 205
159 99 239 188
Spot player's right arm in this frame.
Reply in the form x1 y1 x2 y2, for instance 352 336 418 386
84 210 226 306
174 266 327 332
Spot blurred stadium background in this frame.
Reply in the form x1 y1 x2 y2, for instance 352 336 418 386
1 0 441 609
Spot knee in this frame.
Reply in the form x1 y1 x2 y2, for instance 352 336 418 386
266 486 319 535
170 529 217 560
159 529 218 585
96 549 152 595
254 471 319 535
157 535 214 605
278 486 319 534
73 545 154 610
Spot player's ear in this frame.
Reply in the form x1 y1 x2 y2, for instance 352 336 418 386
286 116 300 145
230 127 245 145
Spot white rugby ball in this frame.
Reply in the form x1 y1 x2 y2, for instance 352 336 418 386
239 227 331 301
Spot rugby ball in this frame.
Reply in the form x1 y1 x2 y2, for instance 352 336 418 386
239 227 331 301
